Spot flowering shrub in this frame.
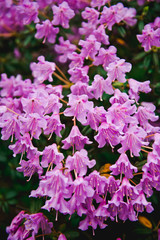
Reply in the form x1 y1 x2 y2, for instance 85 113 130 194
0 0 160 239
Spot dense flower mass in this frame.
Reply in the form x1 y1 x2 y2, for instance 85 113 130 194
0 0 160 239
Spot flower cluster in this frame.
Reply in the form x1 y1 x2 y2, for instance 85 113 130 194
0 0 160 239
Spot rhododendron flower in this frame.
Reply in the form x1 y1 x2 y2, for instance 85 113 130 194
35 19 59 43
52 1 75 29
62 125 92 151
30 56 56 83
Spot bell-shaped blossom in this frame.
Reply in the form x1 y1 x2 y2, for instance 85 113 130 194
79 200 107 230
99 3 125 30
118 177 139 201
30 56 56 83
68 52 84 69
68 177 94 214
6 211 26 235
109 89 129 104
85 106 107 131
41 143 64 168
131 191 154 213
44 94 62 115
65 149 96 176
81 7 99 25
70 82 94 99
15 0 39 26
142 152 160 178
152 133 160 157
123 7 137 26
79 34 101 59
62 125 92 151
9 133 37 158
52 1 75 29
21 113 47 139
95 122 121 148
64 94 93 124
137 23 160 51
17 152 43 180
54 37 76 63
44 114 65 138
105 176 121 196
0 112 21 141
85 170 108 195
30 168 70 198
107 100 137 130
92 24 110 46
110 153 138 179
106 59 132 83
24 213 53 237
107 191 124 221
35 19 59 44
90 74 114 100
91 0 111 10
79 21 97 37
138 172 154 197
68 66 89 83
93 46 118 69
135 102 159 132
118 124 148 157
58 234 67 240
128 78 151 102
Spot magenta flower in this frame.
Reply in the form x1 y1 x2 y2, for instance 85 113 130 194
68 177 94 214
41 143 64 168
30 56 56 83
44 114 65 138
24 213 53 237
109 89 129 104
118 177 139 200
132 192 154 213
153 133 160 157
62 125 92 151
95 122 121 148
110 153 138 179
65 149 96 176
128 78 151 102
79 34 101 59
79 21 97 37
52 1 75 29
68 52 84 69
6 211 26 235
106 59 132 83
81 7 99 25
15 0 39 26
137 23 160 51
90 74 114 100
70 82 94 99
93 46 118 69
21 113 47 139
107 100 137 130
85 106 107 131
92 24 110 46
35 19 59 44
68 66 89 83
17 152 43 180
99 3 125 30
58 234 67 240
64 94 93 124
123 7 137 26
54 37 76 63
91 0 110 9
118 125 148 157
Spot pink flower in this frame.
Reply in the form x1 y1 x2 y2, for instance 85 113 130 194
30 56 56 83
35 19 59 44
81 7 99 25
52 1 75 29
118 125 148 157
55 37 76 63
137 23 160 51
79 34 101 59
106 59 132 83
65 149 96 176
62 125 92 151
